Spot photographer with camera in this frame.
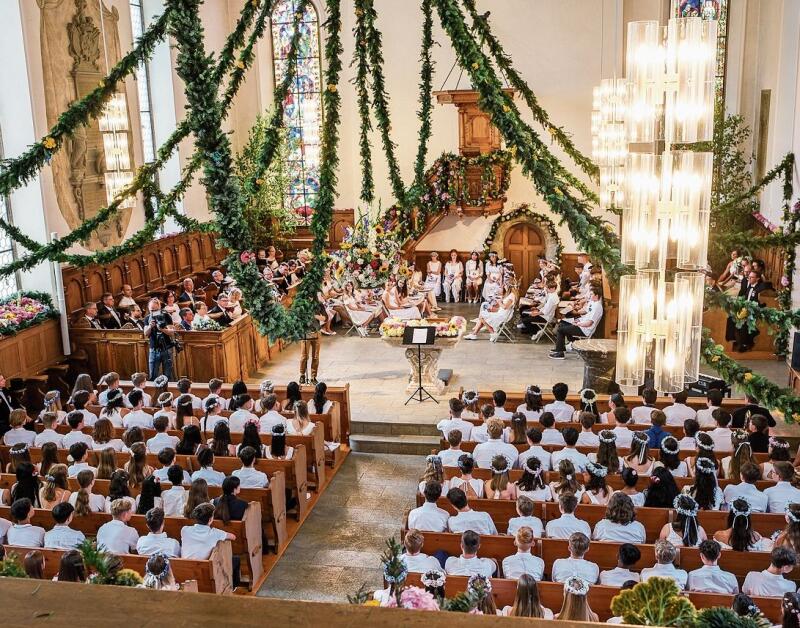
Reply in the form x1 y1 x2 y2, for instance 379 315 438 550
144 297 177 381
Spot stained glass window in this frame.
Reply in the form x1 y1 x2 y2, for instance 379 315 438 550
271 0 322 226
672 0 729 103
0 130 20 298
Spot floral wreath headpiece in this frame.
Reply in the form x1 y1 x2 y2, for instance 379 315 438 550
695 458 717 475
695 435 715 451
770 437 790 450
585 460 607 478
786 503 800 524
150 552 172 579
12 443 29 454
462 390 478 404
106 389 123 404
421 569 446 588
157 392 173 407
467 574 492 597
383 564 408 584
564 577 589 596
660 438 679 455
44 391 60 407
526 385 542 396
730 497 752 521
259 379 274 394
580 388 596 405
153 375 169 388
598 430 616 444
673 495 699 517
426 454 442 466
524 456 543 476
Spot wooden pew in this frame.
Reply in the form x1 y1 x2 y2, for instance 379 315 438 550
0 503 262 590
460 419 708 438
2 542 233 594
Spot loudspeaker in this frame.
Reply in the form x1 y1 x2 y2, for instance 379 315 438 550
792 333 800 370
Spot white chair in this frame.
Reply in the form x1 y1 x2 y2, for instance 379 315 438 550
492 295 518 343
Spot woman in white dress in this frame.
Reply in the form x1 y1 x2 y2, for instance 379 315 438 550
464 251 483 304
442 250 464 303
382 276 423 320
163 291 181 325
286 400 315 436
343 282 378 336
464 283 515 342
482 251 502 300
448 454 482 498
424 252 442 298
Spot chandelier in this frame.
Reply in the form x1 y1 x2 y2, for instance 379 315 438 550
592 17 717 393
99 93 135 209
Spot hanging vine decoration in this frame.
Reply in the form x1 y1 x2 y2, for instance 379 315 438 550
482 204 564 260
352 2 374 205
412 0 435 194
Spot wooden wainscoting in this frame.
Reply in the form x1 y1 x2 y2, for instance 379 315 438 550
0 319 63 379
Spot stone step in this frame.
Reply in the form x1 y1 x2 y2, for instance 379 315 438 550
350 420 441 437
349 434 440 455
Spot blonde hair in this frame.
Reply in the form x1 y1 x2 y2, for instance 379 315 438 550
110 497 132 517
486 418 504 440
655 539 678 564
41 412 58 429
73 469 95 516
558 584 594 622
404 529 425 554
9 409 27 428
40 464 68 503
96 447 117 480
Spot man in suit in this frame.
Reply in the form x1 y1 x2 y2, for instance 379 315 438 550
178 307 194 331
726 270 768 352
178 278 200 311
0 373 23 437
731 393 776 429
208 295 234 327
210 269 232 294
98 292 123 329
123 304 146 330
82 302 103 329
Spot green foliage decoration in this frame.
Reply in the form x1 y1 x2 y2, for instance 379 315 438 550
694 607 770 628
482 204 563 260
0 553 28 578
352 2 374 205
412 0 435 194
610 577 697 627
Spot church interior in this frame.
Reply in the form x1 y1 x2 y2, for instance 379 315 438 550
3 0 800 625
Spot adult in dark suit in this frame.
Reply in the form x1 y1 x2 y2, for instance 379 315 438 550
0 373 23 437
208 295 235 327
725 270 768 352
98 292 123 329
81 302 103 329
178 308 194 331
731 393 776 429
178 277 203 311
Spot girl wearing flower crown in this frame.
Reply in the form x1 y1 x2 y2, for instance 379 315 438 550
721 430 758 481
418 454 446 495
713 497 772 551
515 456 552 502
556 577 598 622
762 437 792 480
549 459 585 502
685 432 717 478
485 455 517 500
500 574 553 618
449 453 483 498
781 592 800 628
505 412 528 445
142 552 179 591
468 574 497 615
657 436 688 477
461 390 480 419
581 461 612 506
515 385 543 421
573 388 598 421
40 390 66 424
659 494 707 547
588 430 622 472
684 458 723 510
623 431 655 476
775 503 800 552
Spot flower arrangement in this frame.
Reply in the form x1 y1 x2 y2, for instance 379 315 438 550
192 318 223 331
331 211 402 289
382 587 440 611
0 291 59 337
380 316 466 339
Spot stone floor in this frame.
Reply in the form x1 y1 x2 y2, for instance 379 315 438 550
257 452 419 602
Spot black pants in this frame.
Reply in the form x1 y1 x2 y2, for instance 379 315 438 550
726 316 759 349
554 321 584 352
520 313 547 334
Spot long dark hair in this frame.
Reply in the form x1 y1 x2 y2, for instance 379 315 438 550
176 425 202 454
597 431 619 472
214 476 241 524
270 424 287 458
312 382 327 413
175 395 194 430
108 470 131 500
659 437 682 471
136 476 162 515
40 442 59 477
210 422 232 457
509 413 527 445
240 423 263 458
286 381 302 405
643 466 679 508
11 462 41 507
523 386 542 412
690 459 720 510
727 498 756 551
57 550 87 582
672 494 701 547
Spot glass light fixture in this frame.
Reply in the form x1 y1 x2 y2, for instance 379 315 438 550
591 78 628 211
99 92 134 208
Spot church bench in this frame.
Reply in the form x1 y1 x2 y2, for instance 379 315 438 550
402 573 783 623
2 541 233 594
459 420 717 440
0 503 262 590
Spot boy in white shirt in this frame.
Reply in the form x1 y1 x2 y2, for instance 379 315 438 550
708 409 734 453
66 442 97 478
231 446 269 489
228 395 258 433
600 543 641 586
173 377 202 409
506 495 544 537
408 481 450 532
630 387 658 424
202 378 228 412
640 540 688 589
146 415 180 453
447 487 497 535
125 372 152 408
663 389 697 426
125 390 154 429
687 540 739 594
491 390 513 420
438 430 466 467
444 530 497 577
543 382 574 422
742 547 798 597
161 465 190 516
473 419 518 469
723 462 768 512
696 389 723 428
7 498 46 547
550 427 588 472
545 493 591 539
34 412 63 448
96 498 139 554
153 451 192 485
258 394 286 434
61 411 95 450
437 398 474 441
539 413 566 446
401 529 442 573
180 503 235 560
136 507 181 557
765 462 800 513
678 419 701 450
501 526 544 580
71 390 98 427
3 409 35 447
98 371 121 406
575 412 599 447
516 428 552 470
610 407 634 449
468 405 494 444
551 532 599 583
44 502 86 550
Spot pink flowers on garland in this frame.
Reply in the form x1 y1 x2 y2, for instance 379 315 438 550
239 250 257 264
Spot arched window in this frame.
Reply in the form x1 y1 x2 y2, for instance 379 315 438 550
271 0 323 226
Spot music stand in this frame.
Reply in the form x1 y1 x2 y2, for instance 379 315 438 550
403 325 438 405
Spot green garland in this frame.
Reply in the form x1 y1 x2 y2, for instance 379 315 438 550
352 2 374 205
432 0 626 281
461 0 599 188
412 0 435 194
702 334 800 420
482 204 563 260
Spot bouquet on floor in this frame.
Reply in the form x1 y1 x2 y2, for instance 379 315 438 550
331 210 402 289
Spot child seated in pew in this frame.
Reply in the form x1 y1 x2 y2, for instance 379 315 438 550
44 502 85 550
663 389 697 426
686 539 739 594
484 455 517 500
97 498 140 554
683 458 724 511
686 432 716 476
257 394 286 435
264 424 294 461
774 503 800 552
765 461 800 513
576 412 600 447
539 413 566 447
658 437 688 478
123 427 145 451
444 529 497 577
55 549 87 582
748 414 770 453
235 423 265 458
659 494 706 548
500 573 553 618
183 479 211 518
175 396 199 430
125 373 151 409
23 549 45 579
730 593 762 621
588 430 622 473
98 372 121 406
723 462 767 512
125 443 154 489
202 378 228 412
208 423 236 458
154 393 176 427
507 496 544 537
136 476 163 515
146 416 180 454
782 592 800 625
34 413 63 449
229 395 259 433
543 383 574 422
599 543 641 586
3 409 34 447
592 493 646 543
448 454 483 499
162 466 190 517
213 476 247 524
617 467 644 507
39 464 70 510
201 397 227 435
70 469 106 514
93 446 116 481
610 407 634 449
142 552 179 590
173 378 202 410
623 432 656 477
517 428 552 471
7 498 45 547
640 540 688 589
62 412 94 450
556 576 598 622
232 446 269 488
176 425 203 455
41 390 67 425
515 386 544 422
418 454 446 495
7 443 36 475
153 450 191 485
491 390 513 420
763 439 793 481
709 409 734 454
446 487 497 535
40 443 58 478
631 387 658 424
582 461 612 506
645 411 670 450
401 529 441 573
67 442 96 479
713 497 773 552
92 418 126 453
551 428 588 472
99 389 126 428
5 462 40 509
643 467 680 508
515 456 551 502
468 405 493 444
549 460 585 502
679 419 701 451
742 547 798 597
287 401 315 437
105 470 136 513
408 481 450 532
309 381 333 415
545 493 591 539
180 503 238 587
598 392 625 424
552 532 599 583
504 414 527 446
502 525 545 580
439 430 465 467
192 446 225 487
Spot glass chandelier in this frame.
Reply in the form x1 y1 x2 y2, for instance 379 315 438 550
592 78 628 210
600 16 717 393
99 93 135 209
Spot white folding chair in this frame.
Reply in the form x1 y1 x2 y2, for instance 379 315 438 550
493 295 518 343
533 315 557 344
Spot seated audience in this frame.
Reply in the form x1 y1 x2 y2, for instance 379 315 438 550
543 383 574 422
407 481 449 533
515 386 543 421
714 497 773 551
34 413 62 448
446 487 497 535
3 409 34 447
640 540 688 589
153 451 191 485
438 430 465 467
473 419 518 468
449 454 483 498
38 464 70 510
401 529 441 572
192 446 225 487
617 467 644 507
232 446 269 488
599 543 641 586
631 387 658 423
257 394 286 433
162 466 190 517
507 496 544 537
43 502 85 550
137 507 181 557
56 550 87 582
483 455 516 500
517 428 552 471
686 539 739 594
444 530 496 577
658 436 688 477
659 494 706 548
765 462 800 513
515 456 551 502
576 412 599 447
762 438 792 479
213 476 247 524
593 493 646 543
643 467 680 509
69 469 105 514
742 547 798 597
499 573 553 618
581 460 612 506
551 532 599 584
549 459 584 502
663 389 696 425
709 409 734 453
551 427 588 472
62 412 94 449
502 526 544 580
146 416 180 454
67 442 96 478
679 419 700 450
7 498 46 547
418 455 446 495
555 576 598 622
96 498 139 554
180 503 236 560
696 389 723 427
685 458 723 510
538 413 565 447
645 411 669 449
747 414 770 453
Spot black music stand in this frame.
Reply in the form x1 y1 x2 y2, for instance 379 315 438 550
403 325 438 405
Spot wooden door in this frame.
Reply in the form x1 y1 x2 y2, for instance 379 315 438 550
504 223 544 291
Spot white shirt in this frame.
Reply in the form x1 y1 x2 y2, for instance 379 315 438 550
173 394 202 410
146 432 180 454
507 515 544 537
577 299 603 336
96 519 139 554
641 563 688 590
7 523 46 547
67 462 97 478
696 406 720 428
68 491 105 513
663 403 696 426
631 406 656 424
493 407 513 420
678 436 696 451
408 501 450 532
62 431 95 449
125 387 152 409
201 394 228 411
543 401 574 422
743 569 798 597
232 466 269 489
153 467 191 485
259 410 287 434
540 428 566 446
611 426 634 449
600 567 640 587
228 409 258 433
448 509 498 535
3 428 35 447
137 532 182 557
473 438 518 469
162 486 188 517
551 557 599 584
44 524 86 550
517 445 552 471
308 399 333 415
34 429 63 448
592 520 646 543
438 448 465 467
576 431 599 447
124 410 154 429
402 552 441 573
687 565 739 594
502 551 545 580
180 524 228 560
545 514 591 540
470 424 488 443
551 448 588 473
708 427 733 452
444 555 496 577
0 517 10 542
192 467 225 487
764 481 800 513
723 482 768 513
436 417 474 441
203 415 228 432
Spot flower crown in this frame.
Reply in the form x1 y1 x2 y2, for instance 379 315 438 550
106 389 123 403
150 552 172 579
695 436 715 451
586 461 607 478
421 569 446 588
731 498 752 520
467 574 492 596
580 388 597 405
564 577 589 596
260 379 274 394
426 454 442 466
44 391 60 406
770 437 790 449
673 495 699 517
598 430 616 444
660 438 679 455
157 392 173 407
153 375 169 388
695 458 717 475
204 396 220 411
526 385 541 396
383 564 408 584
786 503 800 523
462 390 478 404
12 443 29 454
